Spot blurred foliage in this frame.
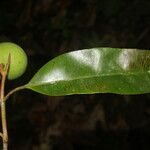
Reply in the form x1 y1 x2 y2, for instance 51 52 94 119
0 0 150 150
0 0 150 55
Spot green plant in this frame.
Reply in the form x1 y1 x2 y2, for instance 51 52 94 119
0 43 150 150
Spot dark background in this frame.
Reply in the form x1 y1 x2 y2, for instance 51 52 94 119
0 0 150 149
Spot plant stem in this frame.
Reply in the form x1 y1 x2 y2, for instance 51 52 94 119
0 55 10 150
0 70 8 150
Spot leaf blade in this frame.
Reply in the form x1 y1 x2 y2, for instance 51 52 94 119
26 47 150 95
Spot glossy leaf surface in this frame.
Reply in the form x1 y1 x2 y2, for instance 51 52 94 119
26 47 150 95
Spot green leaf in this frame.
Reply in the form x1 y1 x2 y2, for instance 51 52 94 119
26 47 150 95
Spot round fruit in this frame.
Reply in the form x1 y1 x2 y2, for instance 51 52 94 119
0 42 28 80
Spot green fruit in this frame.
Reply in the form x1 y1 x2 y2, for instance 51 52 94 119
0 42 28 80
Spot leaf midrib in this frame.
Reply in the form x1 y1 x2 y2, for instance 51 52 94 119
26 71 150 88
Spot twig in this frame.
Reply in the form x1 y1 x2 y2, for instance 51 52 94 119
0 54 11 150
